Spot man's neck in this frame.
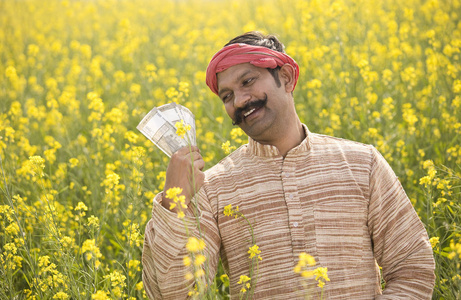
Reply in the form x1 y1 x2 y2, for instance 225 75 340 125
277 122 306 157
255 121 306 157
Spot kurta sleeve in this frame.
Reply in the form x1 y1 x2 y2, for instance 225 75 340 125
142 187 221 300
367 146 435 299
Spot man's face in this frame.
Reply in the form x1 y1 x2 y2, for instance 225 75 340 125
217 63 295 143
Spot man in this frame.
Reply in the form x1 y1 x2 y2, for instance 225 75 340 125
142 32 435 299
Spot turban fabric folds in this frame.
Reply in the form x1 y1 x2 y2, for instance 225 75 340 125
205 43 300 95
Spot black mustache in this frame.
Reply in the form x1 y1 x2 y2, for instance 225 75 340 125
232 95 268 126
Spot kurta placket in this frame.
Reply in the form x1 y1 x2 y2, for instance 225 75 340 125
281 154 305 262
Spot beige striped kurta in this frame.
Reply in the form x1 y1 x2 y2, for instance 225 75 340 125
142 124 435 299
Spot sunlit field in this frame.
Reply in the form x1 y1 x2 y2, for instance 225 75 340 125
1 0 460 298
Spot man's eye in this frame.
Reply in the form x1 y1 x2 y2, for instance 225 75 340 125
243 78 254 86
222 93 232 103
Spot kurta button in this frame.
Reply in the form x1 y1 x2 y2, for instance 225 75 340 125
293 222 298 227
289 194 294 199
285 173 290 177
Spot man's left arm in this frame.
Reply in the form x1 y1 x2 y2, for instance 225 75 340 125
367 146 435 299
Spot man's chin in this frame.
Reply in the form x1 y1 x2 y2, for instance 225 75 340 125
239 121 270 141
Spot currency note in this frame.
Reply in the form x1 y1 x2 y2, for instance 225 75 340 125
157 103 196 145
137 103 196 157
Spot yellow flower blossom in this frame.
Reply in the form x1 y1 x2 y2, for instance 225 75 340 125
294 252 317 279
29 156 45 177
238 275 251 284
38 255 50 267
53 292 69 300
74 201 88 211
135 281 144 291
185 272 194 281
195 269 205 277
165 187 182 200
220 274 230 286
101 172 120 192
313 267 330 282
221 140 236 154
318 279 326 288
125 131 139 144
429 237 440 248
223 204 239 218
82 239 102 264
194 254 206 266
5 223 19 236
88 215 100 227
248 244 262 260
92 291 110 300
230 127 245 144
69 158 79 168
299 252 316 267
175 120 191 138
301 270 314 278
186 237 206 253
183 256 191 267
165 187 187 218
128 259 141 271
238 275 251 293
61 236 74 249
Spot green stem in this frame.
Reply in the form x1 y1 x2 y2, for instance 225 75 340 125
235 212 257 299
0 154 43 298
184 135 217 298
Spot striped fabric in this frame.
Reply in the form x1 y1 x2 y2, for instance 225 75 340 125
142 124 435 299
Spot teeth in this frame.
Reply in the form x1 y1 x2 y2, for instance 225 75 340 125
244 108 256 117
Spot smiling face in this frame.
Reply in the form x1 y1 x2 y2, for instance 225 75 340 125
217 63 298 144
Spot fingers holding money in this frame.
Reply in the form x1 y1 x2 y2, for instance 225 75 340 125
188 150 205 171
185 147 205 187
162 146 205 212
176 146 204 171
176 145 200 155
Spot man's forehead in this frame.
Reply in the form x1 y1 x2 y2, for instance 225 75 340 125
217 63 260 90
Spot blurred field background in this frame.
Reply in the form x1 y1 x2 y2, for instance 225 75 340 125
1 0 460 298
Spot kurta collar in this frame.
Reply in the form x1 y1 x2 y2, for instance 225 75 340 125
247 124 312 158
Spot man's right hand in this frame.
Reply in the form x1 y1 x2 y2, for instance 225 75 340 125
162 145 205 212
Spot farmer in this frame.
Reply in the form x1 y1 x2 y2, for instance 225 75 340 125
142 32 435 299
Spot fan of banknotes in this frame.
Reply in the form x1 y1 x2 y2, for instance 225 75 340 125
137 103 196 157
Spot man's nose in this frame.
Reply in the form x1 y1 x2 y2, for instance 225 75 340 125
234 90 251 108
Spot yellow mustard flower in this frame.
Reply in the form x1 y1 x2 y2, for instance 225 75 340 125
429 237 440 248
175 120 191 138
186 237 206 253
91 291 110 300
194 254 206 266
183 256 191 267
248 244 262 260
52 292 69 300
221 140 236 154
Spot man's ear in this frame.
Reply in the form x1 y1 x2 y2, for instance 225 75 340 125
279 64 296 93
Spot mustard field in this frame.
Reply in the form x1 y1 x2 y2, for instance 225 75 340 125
0 0 460 298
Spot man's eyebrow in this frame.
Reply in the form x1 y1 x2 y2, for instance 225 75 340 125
236 69 254 82
218 70 254 97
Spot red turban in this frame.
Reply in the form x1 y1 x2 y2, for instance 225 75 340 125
206 43 299 95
